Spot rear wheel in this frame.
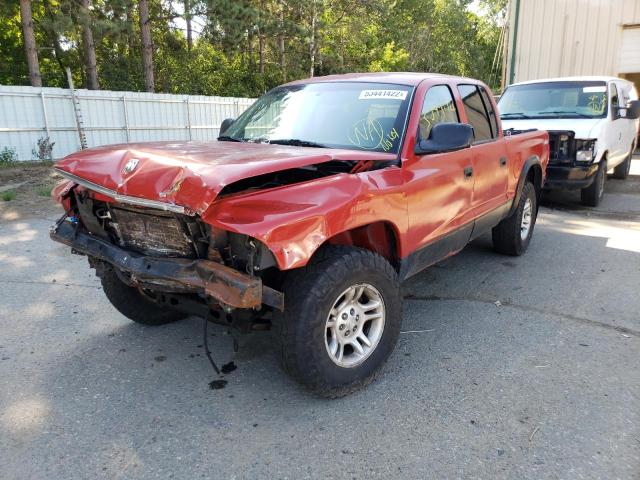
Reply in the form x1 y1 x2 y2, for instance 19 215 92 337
492 180 537 256
100 268 187 326
581 160 606 207
275 246 402 398
612 147 634 179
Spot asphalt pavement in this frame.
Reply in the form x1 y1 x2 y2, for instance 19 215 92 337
1 160 639 479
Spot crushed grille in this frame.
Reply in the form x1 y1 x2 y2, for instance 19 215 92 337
109 205 196 258
548 131 575 165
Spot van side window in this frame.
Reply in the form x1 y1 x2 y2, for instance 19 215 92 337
419 85 459 140
457 84 493 142
479 87 499 138
610 83 619 115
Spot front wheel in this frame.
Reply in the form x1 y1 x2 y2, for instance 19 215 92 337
275 246 402 398
100 268 188 326
492 180 537 256
581 160 606 207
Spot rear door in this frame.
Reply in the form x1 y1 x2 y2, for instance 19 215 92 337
404 84 474 260
457 84 509 215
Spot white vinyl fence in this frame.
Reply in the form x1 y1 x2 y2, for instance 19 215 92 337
0 85 255 161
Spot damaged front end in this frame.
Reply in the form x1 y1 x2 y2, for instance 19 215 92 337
544 131 600 189
51 185 284 330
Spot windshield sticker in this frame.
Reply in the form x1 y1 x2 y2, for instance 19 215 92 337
359 90 408 101
583 86 606 93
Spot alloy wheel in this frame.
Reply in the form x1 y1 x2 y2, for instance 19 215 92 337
325 283 386 368
520 197 533 241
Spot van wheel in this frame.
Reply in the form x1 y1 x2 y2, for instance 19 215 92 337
612 147 633 179
581 160 606 207
492 180 537 256
275 246 402 398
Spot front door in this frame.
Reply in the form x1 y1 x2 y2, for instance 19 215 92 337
404 84 474 275
608 82 626 166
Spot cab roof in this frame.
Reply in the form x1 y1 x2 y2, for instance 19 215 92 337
284 72 481 87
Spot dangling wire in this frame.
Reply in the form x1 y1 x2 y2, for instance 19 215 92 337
203 316 220 375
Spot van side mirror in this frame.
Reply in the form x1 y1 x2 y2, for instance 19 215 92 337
414 123 474 155
219 117 236 135
621 100 640 120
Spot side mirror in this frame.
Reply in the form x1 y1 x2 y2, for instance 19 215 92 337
620 100 640 120
414 123 474 155
219 117 235 135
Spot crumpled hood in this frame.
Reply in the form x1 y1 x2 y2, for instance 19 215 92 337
54 140 396 214
502 118 604 139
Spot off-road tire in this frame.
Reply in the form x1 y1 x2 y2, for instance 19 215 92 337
612 147 633 180
581 160 606 207
100 269 187 326
492 180 537 256
275 246 402 398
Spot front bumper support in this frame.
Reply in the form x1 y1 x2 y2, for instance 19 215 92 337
51 220 284 310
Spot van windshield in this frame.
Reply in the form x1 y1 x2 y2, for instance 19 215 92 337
220 82 413 154
498 81 608 119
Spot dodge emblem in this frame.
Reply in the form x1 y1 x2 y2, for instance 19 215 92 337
123 158 140 174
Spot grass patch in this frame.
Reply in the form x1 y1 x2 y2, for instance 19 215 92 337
1 190 16 201
0 160 17 169
0 160 54 170
36 185 53 197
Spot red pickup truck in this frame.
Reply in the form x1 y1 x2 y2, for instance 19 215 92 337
51 73 549 397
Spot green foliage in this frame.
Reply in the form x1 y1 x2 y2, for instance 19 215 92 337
369 42 410 73
4 0 506 95
0 147 18 165
1 190 17 202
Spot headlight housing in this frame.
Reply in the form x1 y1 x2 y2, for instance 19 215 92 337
575 139 596 163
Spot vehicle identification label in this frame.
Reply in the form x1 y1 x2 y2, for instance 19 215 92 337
359 90 408 100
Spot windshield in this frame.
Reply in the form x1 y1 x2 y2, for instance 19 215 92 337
498 81 608 119
221 82 413 154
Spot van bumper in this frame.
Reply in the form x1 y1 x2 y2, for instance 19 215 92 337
543 164 600 190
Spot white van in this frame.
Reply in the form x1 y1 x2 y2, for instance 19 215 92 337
498 77 639 206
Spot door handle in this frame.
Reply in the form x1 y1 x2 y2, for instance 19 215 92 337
500 156 507 167
464 166 473 178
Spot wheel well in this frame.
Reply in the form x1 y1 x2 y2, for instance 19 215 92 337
597 150 608 164
323 222 400 270
526 164 543 202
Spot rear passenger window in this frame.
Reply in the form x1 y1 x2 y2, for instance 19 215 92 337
457 84 493 142
479 87 499 138
419 85 459 140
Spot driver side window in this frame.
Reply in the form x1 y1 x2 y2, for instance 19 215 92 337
610 83 620 118
419 85 459 140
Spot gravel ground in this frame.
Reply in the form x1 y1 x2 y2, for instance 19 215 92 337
1 159 639 479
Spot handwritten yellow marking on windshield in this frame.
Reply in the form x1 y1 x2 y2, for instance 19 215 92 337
348 118 385 150
587 94 606 113
380 127 399 151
